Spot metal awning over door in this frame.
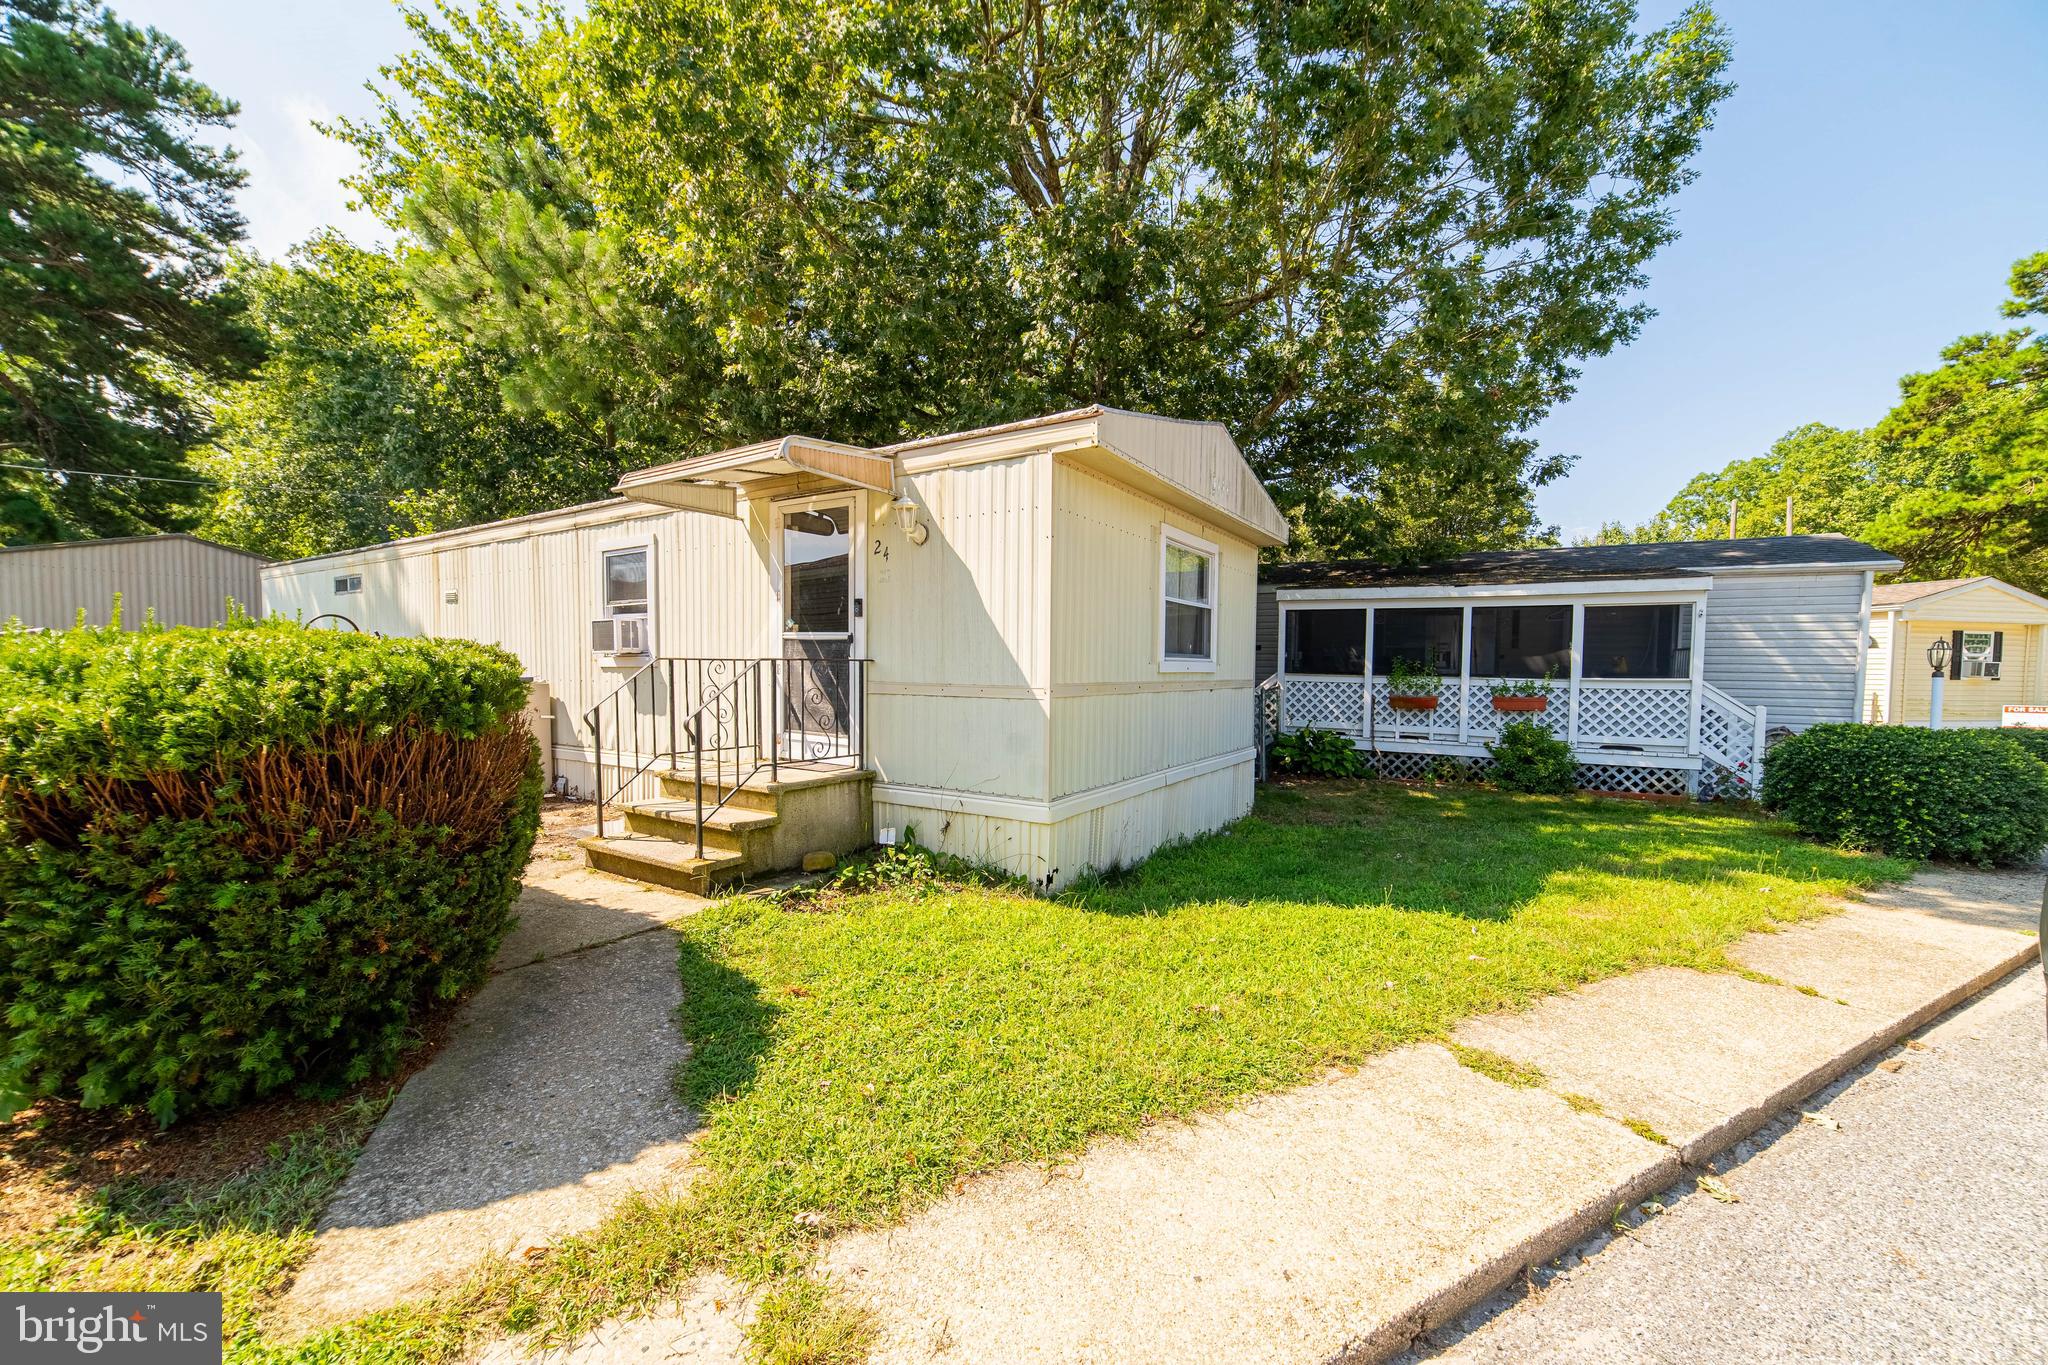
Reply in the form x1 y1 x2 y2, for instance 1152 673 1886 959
613 436 894 518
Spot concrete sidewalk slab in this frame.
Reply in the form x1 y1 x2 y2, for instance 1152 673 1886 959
823 1044 1674 1365
1727 870 2038 1016
283 925 697 1327
818 865 2039 1365
1454 867 2038 1165
469 1274 754 1365
1450 968 1884 1162
496 860 704 971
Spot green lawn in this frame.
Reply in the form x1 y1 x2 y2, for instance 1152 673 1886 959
0 782 1911 1362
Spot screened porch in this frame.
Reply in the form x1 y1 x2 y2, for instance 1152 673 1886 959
1260 580 1768 796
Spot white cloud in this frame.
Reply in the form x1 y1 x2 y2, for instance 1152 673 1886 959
233 95 394 260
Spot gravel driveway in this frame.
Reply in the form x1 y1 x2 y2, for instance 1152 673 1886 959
1407 964 2047 1365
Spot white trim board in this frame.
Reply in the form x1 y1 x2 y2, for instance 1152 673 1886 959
1275 577 1712 603
873 747 1256 825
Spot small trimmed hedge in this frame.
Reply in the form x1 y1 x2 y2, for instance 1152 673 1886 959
1760 723 2048 866
1269 726 1369 778
0 619 541 1124
1486 720 1577 794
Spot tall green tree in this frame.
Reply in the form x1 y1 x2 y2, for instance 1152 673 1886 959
1610 250 2048 594
1865 251 2048 590
341 0 1734 562
197 234 600 560
0 0 259 542
1638 422 1907 541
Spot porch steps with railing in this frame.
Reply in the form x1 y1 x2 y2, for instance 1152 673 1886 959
578 761 873 895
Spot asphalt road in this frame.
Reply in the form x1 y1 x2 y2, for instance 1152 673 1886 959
1404 963 2047 1365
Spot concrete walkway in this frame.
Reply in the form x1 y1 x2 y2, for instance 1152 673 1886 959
1411 967 2047 1363
820 866 2040 1365
282 860 706 1327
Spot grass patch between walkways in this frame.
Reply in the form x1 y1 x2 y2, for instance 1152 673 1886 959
0 782 1910 1361
477 782 1910 1351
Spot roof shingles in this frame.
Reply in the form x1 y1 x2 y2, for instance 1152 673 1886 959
1264 534 1900 590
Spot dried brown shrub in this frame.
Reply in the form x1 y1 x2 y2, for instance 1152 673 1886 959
1 723 536 860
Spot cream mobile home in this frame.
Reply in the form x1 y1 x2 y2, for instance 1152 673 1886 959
263 408 1288 890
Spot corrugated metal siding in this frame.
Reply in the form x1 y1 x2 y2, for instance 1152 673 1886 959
264 501 774 797
1049 460 1256 800
0 536 263 629
871 798 1060 886
1051 761 1252 884
869 454 1044 691
1090 409 1287 543
1701 570 1867 729
864 453 1050 795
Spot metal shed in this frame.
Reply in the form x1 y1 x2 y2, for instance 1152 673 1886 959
0 533 266 630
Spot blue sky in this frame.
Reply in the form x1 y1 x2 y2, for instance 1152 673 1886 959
117 0 2048 538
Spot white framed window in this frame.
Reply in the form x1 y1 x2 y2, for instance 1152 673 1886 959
1959 629 2001 679
333 574 362 595
1159 526 1218 671
592 538 653 657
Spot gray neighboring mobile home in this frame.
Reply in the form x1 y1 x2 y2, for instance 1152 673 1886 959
1256 534 1901 796
0 534 266 630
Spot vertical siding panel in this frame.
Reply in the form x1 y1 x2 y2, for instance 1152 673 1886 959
0 536 263 629
1701 571 1867 729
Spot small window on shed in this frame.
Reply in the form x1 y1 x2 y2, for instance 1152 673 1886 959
1160 528 1217 669
333 574 362 595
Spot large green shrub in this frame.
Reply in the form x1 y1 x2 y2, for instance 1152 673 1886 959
1989 727 2048 768
0 620 541 1123
1760 723 2048 865
1486 720 1578 794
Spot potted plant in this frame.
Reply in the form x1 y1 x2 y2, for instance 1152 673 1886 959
1491 669 1557 713
1386 657 1442 711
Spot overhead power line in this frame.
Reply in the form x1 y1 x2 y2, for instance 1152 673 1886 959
0 461 219 487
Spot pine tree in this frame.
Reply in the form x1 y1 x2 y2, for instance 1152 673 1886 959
0 0 260 541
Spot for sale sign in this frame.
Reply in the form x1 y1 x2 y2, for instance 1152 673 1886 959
2001 705 2048 728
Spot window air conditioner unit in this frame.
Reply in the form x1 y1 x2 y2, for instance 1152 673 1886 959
592 613 649 656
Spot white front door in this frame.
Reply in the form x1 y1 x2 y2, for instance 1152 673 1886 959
772 492 865 757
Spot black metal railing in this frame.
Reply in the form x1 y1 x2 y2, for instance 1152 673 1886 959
585 656 868 854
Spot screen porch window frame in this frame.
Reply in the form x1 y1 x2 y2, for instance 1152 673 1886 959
1580 602 1693 680
1159 525 1219 672
595 536 654 655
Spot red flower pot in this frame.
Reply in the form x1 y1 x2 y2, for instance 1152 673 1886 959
1491 694 1550 713
1389 694 1440 711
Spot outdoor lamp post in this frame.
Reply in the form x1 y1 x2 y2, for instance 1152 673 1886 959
1926 636 1951 730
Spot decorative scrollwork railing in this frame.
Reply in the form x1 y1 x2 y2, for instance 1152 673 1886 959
585 656 869 851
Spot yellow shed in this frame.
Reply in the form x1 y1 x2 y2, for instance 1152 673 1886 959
1866 577 2048 726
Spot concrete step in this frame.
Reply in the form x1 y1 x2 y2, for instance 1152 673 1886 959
578 835 746 896
655 760 869 812
621 799 779 856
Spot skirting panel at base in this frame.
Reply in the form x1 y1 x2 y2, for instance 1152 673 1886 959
874 759 1255 891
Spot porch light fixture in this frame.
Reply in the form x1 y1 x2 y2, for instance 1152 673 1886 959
1925 637 1950 675
1926 636 1950 730
890 493 928 546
